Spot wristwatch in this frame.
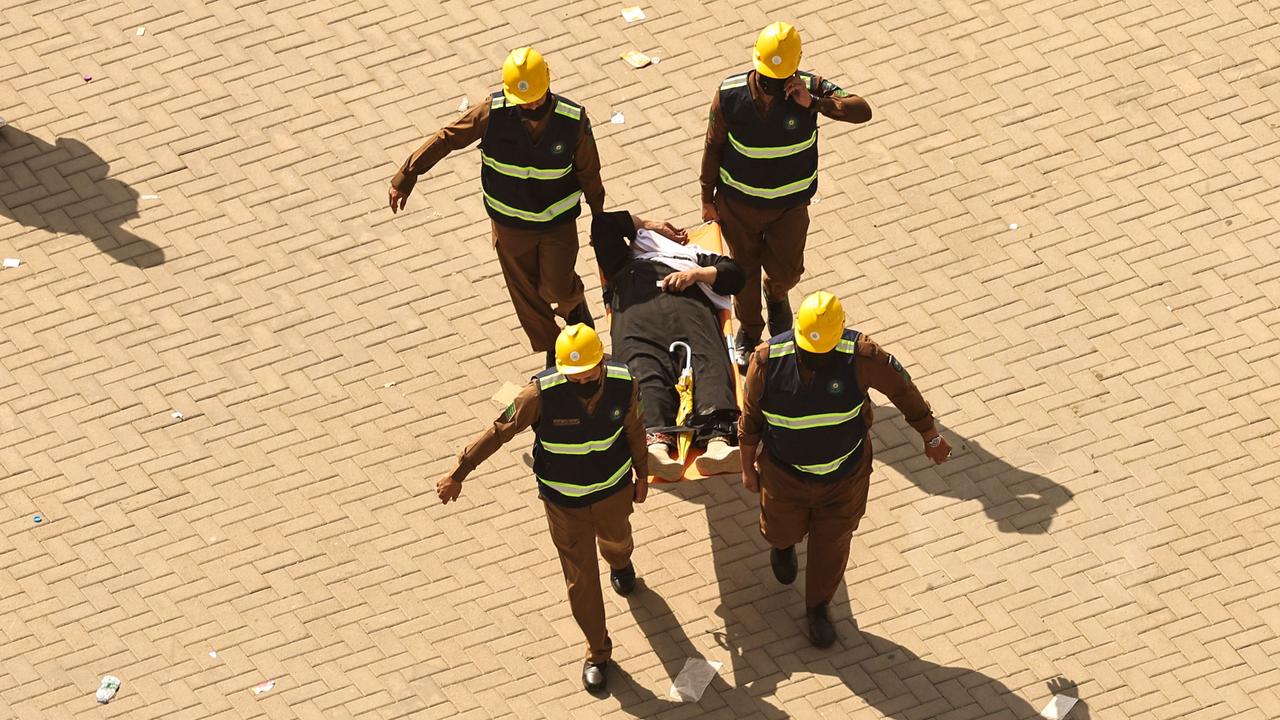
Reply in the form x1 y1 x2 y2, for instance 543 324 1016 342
926 434 943 449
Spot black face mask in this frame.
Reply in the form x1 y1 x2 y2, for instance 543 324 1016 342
520 96 554 120
568 377 599 398
757 74 786 96
798 348 836 371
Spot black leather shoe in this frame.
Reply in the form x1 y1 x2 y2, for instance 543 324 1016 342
566 302 595 329
807 604 836 648
610 564 636 596
766 295 793 337
771 546 797 585
582 661 608 692
733 328 759 372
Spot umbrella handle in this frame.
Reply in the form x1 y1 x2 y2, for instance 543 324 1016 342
669 341 692 374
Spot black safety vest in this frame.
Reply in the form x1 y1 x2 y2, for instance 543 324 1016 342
716 71 820 208
532 362 635 507
760 329 868 481
479 92 585 229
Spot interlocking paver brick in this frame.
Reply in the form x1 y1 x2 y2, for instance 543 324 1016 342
3 0 1280 717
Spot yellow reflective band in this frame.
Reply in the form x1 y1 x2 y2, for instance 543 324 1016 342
539 458 632 497
835 339 856 354
606 366 632 381
718 167 818 200
481 152 573 180
554 100 581 120
769 341 795 358
720 74 748 90
491 95 505 109
540 426 624 455
763 399 864 430
483 189 583 223
727 130 817 159
792 438 863 475
538 373 566 390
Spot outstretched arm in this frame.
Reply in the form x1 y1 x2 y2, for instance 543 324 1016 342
855 336 950 464
389 100 490 212
437 380 540 502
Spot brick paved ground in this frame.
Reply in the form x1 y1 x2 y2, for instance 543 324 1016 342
2 0 1279 718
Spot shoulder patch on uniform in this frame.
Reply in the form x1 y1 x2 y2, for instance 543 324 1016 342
886 353 910 380
501 401 517 422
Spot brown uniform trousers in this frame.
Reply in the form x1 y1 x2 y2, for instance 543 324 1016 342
714 193 810 339
542 486 634 664
758 447 872 609
491 220 586 353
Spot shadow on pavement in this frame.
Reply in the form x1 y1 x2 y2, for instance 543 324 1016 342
611 477 1087 719
869 405 1074 534
0 123 163 268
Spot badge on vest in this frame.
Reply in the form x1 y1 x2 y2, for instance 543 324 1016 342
785 116 799 130
827 379 844 395
609 407 623 421
551 141 566 155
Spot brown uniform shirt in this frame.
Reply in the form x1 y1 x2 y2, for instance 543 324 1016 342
701 71 872 204
739 335 935 478
450 371 649 483
391 95 607 213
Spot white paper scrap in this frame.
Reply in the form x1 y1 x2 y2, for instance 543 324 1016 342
0 116 7 127
171 411 184 420
1009 222 1019 230
141 194 160 200
251 679 275 695
209 650 217 658
458 97 469 112
668 658 722 702
136 27 145 36
3 258 20 268
492 381 521 407
1039 694 1079 719
621 6 646 22
610 111 625 124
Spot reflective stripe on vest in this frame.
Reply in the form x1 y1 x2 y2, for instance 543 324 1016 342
606 365 632 381
480 152 573 180
728 129 817 159
491 95 505 109
763 398 864 430
538 457 633 497
538 372 567 390
720 73 748 90
554 100 582 120
540 425 624 455
792 438 864 475
718 167 818 200
768 338 856 359
484 189 584 223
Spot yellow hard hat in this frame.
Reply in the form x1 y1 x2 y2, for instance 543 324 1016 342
502 47 550 104
753 22 802 79
794 291 845 353
555 324 604 374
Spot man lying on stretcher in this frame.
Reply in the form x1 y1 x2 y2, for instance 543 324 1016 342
590 211 747 481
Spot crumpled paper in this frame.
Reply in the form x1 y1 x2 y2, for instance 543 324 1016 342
668 658 722 702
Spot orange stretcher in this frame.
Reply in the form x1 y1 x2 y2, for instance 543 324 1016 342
601 221 745 483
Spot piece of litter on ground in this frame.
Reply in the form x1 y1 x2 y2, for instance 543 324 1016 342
96 676 121 704
621 6 646 22
140 194 159 200
492 381 522 407
209 651 217 658
3 258 20 268
33 515 43 524
136 27 145 36
251 680 275 695
610 111 625 124
650 56 661 64
458 97 469 112
83 74 92 82
0 116 7 127
621 50 652 68
668 658 722 702
1165 305 1172 310
171 411 184 420
382 381 396 388
1039 694 1079 719
1009 222 1019 230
